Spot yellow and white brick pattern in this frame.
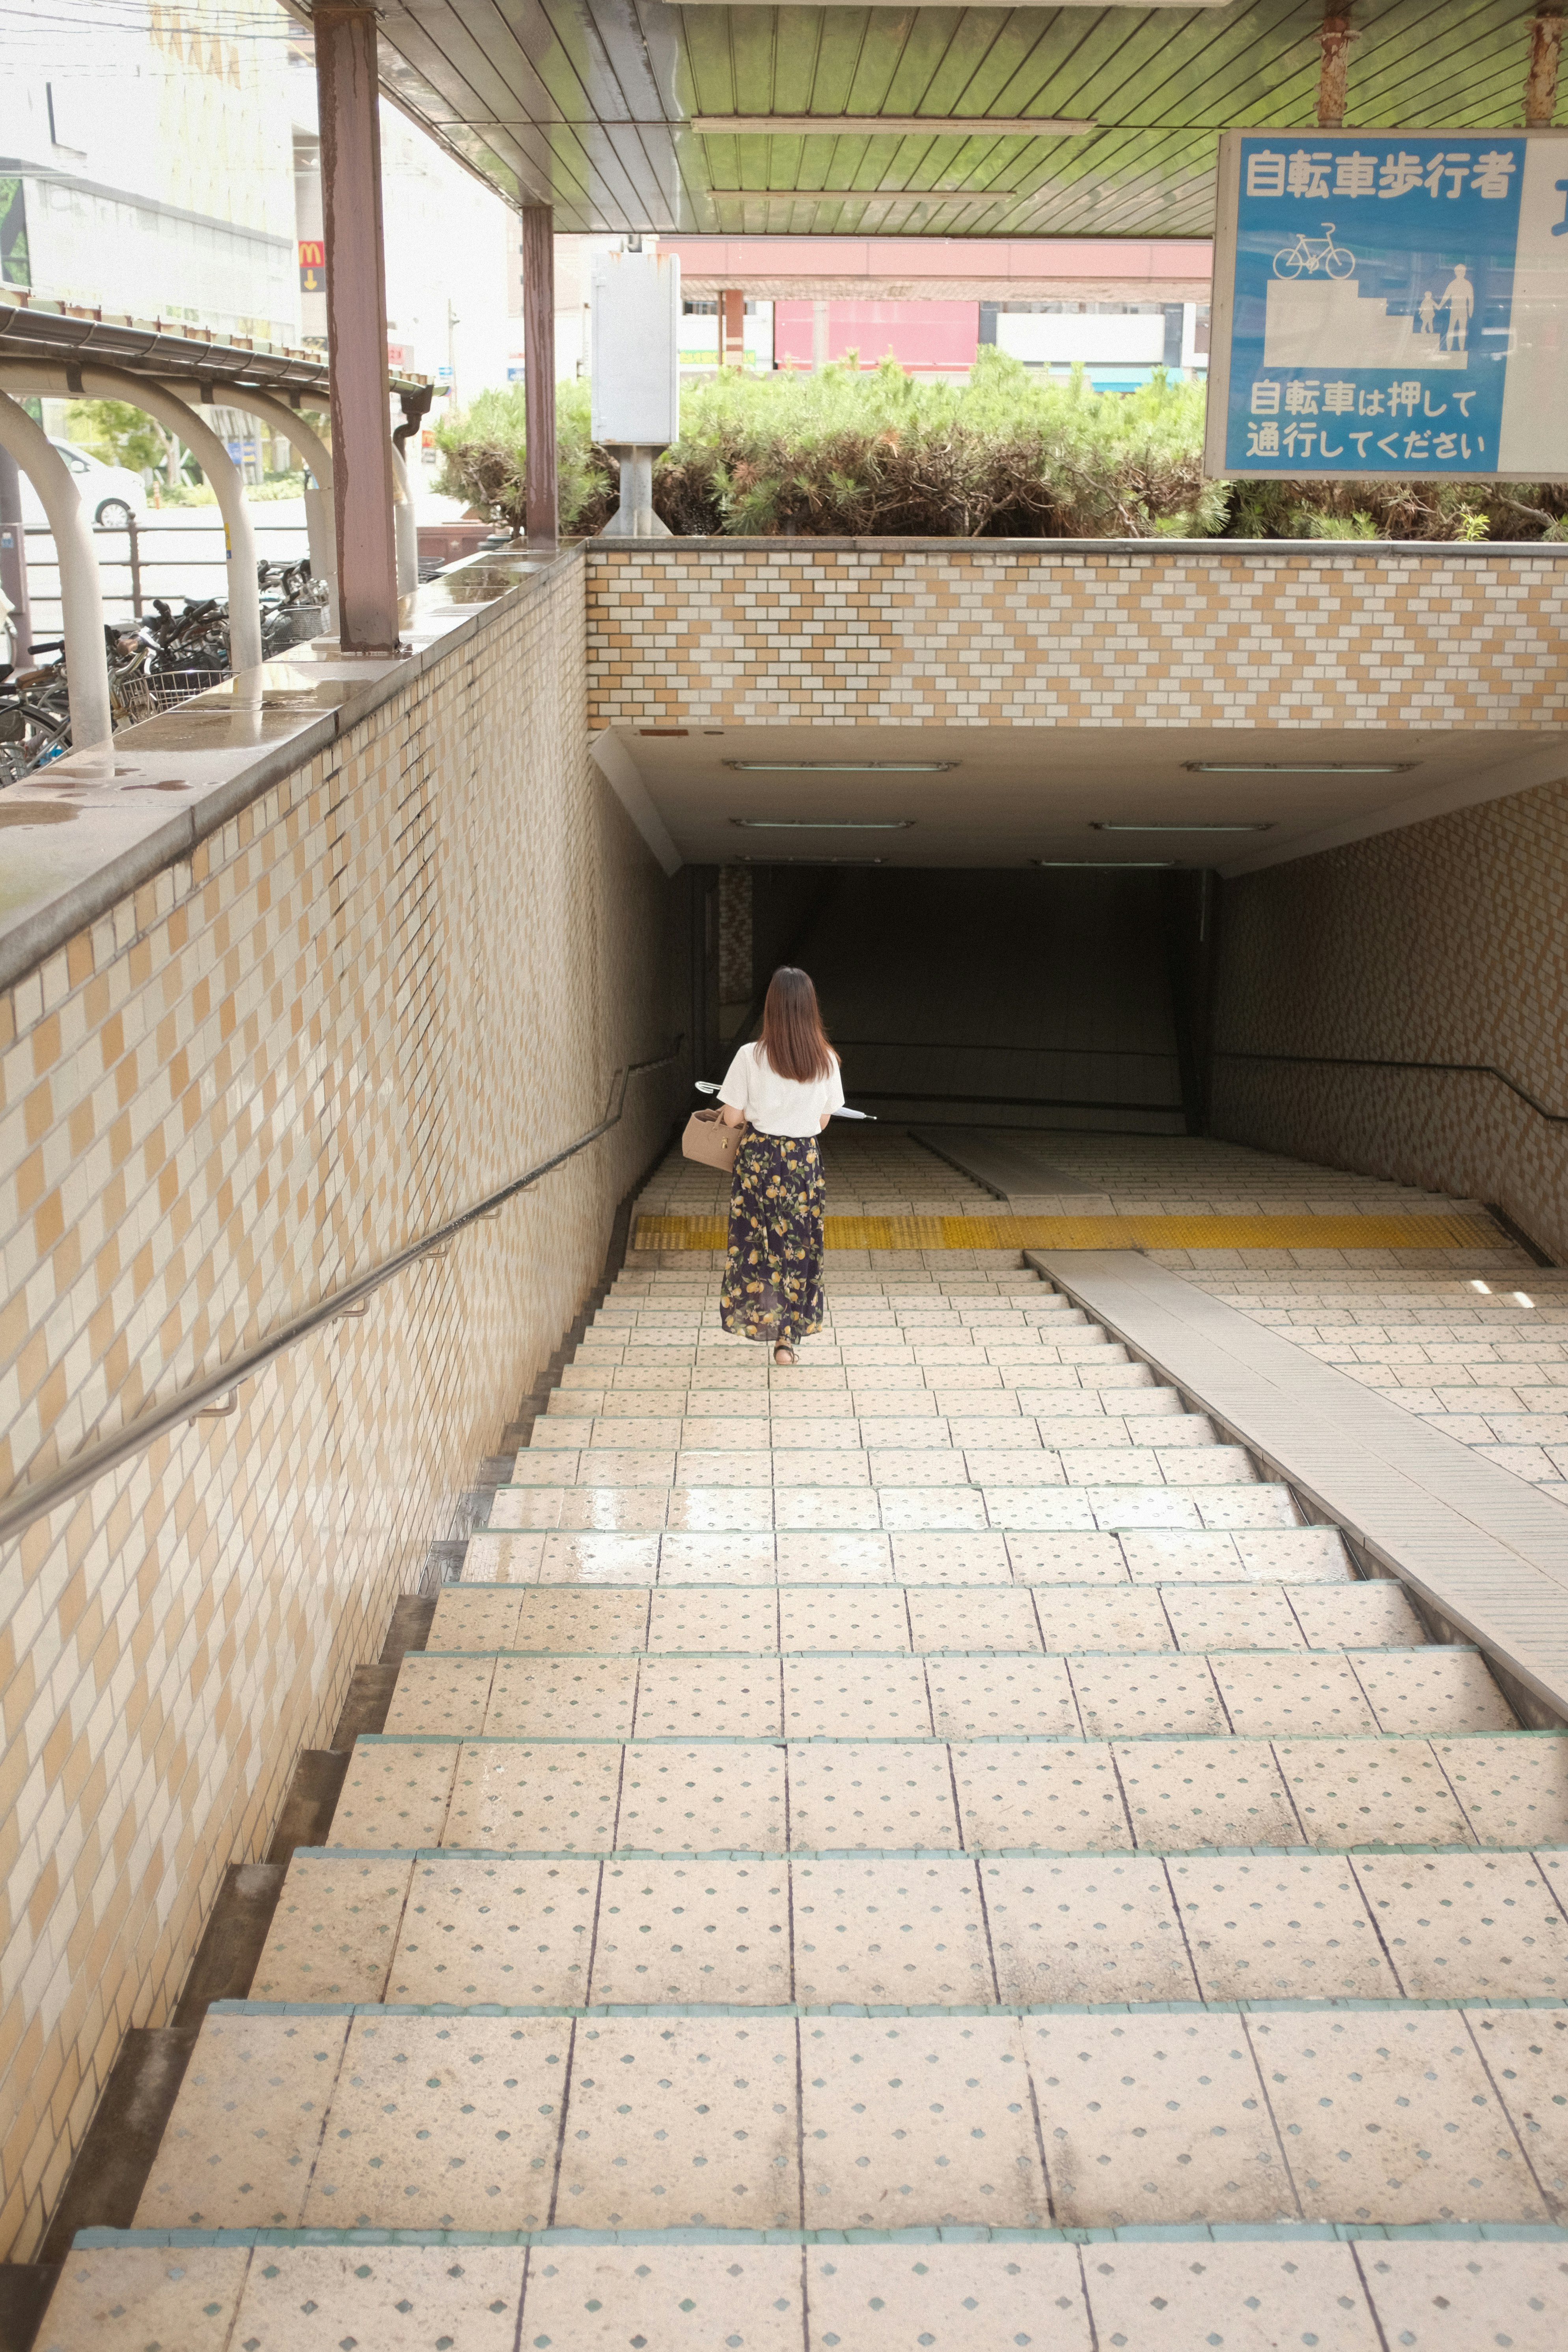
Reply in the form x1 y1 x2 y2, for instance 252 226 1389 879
586 545 1568 732
0 559 682 2257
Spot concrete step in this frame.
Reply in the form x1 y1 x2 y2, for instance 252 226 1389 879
34 2231 1568 2352
243 1846 1568 2009
485 1483 1303 1539
379 1646 1516 1742
427 1575 1427 1654
462 1525 1356 1585
317 1728 1568 1855
127 1998 1568 2236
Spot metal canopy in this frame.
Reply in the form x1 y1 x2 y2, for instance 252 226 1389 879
355 0 1550 239
0 296 431 399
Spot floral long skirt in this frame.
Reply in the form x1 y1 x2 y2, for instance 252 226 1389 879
720 1129 826 1345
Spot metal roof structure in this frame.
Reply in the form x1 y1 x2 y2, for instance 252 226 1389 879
0 295 431 399
345 0 1553 239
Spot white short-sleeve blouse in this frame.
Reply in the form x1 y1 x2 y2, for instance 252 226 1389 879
718 1041 845 1137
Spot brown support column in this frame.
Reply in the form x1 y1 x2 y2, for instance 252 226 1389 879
1315 11 1358 130
522 205 557 551
1525 6 1564 124
315 2 400 651
720 287 745 369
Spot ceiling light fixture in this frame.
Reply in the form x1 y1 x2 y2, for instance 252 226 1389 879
731 817 914 830
1033 860 1177 869
1181 761 1417 774
1091 821 1274 834
724 760 956 772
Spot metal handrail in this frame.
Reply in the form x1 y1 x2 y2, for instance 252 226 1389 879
0 1039 683 1547
1214 1049 1568 1125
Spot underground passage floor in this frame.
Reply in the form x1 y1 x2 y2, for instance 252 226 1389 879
41 1132 1568 2346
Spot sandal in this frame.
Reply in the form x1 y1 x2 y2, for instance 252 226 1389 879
773 1343 797 1367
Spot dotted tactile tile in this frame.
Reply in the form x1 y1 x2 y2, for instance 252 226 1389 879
1080 2242 1380 2352
34 2249 253 2352
427 1589 525 1653
1250 2009 1546 2225
1289 1580 1431 1648
791 1859 993 2005
805 2242 1092 2352
230 2244 528 2352
557 2016 800 2231
387 1859 598 2004
615 1744 788 1854
788 1742 961 1852
1352 1649 1518 1735
981 1857 1197 2005
327 1742 458 1850
300 2013 567 2231
800 2015 1047 2229
779 1588 910 1651
952 1744 1130 1854
636 1659 786 1739
1028 2012 1292 2228
589 1860 791 2003
1435 1736 1568 1845
783 1658 932 1740
1274 1738 1473 1848
518 2245 803 2352
441 1744 622 1854
1459 2010 1568 2210
1032 1587 1173 1653
649 1589 781 1651
134 2012 348 2230
927 1656 1080 1739
1352 1850 1568 1997
1167 1856 1396 2000
1209 1653 1381 1739
384 1656 498 1738
1115 1740 1301 1851
1357 2241 1568 2352
250 1855 413 2003
1161 1584 1306 1653
1069 1656 1227 1739
514 1589 651 1651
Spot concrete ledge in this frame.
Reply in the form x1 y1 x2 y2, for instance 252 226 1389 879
1027 1248 1568 1728
0 543 582 995
584 537 1568 560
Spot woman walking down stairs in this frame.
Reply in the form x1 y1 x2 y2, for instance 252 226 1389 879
37 1256 1568 2348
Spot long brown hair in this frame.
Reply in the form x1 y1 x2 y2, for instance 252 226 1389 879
757 966 834 1084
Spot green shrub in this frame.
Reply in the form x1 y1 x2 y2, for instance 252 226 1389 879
432 360 1568 542
433 381 604 534
655 351 1227 538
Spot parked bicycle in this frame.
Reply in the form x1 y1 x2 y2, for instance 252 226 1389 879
0 558 329 784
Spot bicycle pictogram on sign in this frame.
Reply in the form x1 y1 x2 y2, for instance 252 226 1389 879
1272 221 1356 280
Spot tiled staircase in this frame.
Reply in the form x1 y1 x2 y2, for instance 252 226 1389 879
41 1261 1568 2347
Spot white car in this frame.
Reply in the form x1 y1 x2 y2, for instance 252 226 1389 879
19 440 149 530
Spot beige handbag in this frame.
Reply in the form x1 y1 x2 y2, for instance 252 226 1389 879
681 1106 743 1173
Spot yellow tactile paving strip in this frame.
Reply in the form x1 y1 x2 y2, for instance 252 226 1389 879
634 1212 1503 1253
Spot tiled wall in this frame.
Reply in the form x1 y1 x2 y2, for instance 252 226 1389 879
1210 776 1568 1263
585 545 1568 730
0 560 684 2257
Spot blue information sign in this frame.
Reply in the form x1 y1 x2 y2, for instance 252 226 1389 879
1206 129 1568 479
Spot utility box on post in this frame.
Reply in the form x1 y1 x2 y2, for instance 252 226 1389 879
591 244 681 536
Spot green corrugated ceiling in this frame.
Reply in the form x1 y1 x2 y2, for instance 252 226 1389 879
363 2 1559 237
